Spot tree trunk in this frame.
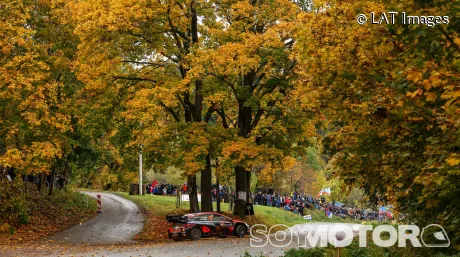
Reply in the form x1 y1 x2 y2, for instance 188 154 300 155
38 172 45 192
48 167 55 196
216 167 221 213
24 174 28 198
63 161 69 191
234 166 248 217
189 1 204 214
201 155 213 212
233 69 256 217
246 170 251 202
187 174 199 213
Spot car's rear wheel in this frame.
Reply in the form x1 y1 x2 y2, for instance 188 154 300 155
190 228 202 240
235 224 246 238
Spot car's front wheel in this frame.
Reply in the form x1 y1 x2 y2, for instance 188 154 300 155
190 228 202 240
235 224 246 238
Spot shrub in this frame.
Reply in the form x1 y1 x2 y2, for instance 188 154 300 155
283 248 325 257
0 178 29 228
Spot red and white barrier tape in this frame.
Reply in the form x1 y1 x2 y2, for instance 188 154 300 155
97 194 103 213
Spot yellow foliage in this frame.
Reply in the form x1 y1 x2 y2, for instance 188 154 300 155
447 157 460 167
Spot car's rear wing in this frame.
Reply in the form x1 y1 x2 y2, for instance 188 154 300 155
166 214 188 223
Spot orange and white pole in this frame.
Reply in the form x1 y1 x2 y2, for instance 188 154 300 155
97 194 103 213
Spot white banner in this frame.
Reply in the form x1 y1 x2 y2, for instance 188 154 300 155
303 215 312 220
181 194 189 202
238 191 247 200
181 194 201 202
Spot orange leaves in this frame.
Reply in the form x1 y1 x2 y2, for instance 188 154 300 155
222 138 260 166
406 69 423 83
404 64 457 105
195 41 262 77
4 142 65 174
429 74 443 88
425 92 437 102
221 136 294 180
0 149 24 170
100 165 120 185
446 156 460 167
294 0 459 230
281 156 296 172
454 37 460 46
406 88 423 98
182 123 210 174
421 79 431 90
0 0 72 176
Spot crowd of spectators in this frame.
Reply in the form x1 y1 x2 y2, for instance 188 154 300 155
212 183 232 203
252 189 382 221
146 181 385 221
147 182 179 195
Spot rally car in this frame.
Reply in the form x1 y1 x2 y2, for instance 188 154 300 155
167 212 250 241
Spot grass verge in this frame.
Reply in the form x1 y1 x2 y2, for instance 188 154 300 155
114 193 357 241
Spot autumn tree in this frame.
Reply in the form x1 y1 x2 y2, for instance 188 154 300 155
186 0 323 216
0 0 78 196
253 145 325 195
294 0 460 248
0 0 49 175
284 159 324 195
67 0 226 212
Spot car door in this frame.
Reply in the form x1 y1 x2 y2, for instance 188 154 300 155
192 214 217 236
212 214 232 235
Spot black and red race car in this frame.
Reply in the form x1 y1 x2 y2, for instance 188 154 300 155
167 212 250 241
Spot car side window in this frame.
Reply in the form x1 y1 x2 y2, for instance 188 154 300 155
212 214 229 222
193 215 209 221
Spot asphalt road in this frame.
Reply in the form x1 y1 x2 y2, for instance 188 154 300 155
45 192 143 245
34 222 363 257
4 193 364 257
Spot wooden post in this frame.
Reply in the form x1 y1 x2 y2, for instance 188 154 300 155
176 190 181 208
216 165 221 213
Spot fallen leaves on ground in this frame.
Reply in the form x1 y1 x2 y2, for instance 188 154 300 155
134 211 171 240
0 185 97 245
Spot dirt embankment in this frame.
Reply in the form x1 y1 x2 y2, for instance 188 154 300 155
0 183 97 245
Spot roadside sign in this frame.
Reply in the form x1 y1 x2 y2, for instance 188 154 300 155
238 191 246 200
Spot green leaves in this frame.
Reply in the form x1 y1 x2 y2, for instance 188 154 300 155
294 0 460 249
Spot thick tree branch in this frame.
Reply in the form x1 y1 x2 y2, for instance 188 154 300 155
216 107 229 129
121 60 166 67
112 76 156 83
204 105 214 123
166 5 190 53
208 73 239 102
159 101 181 122
183 93 200 121
126 32 153 44
438 26 460 53
216 106 236 129
251 108 264 131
